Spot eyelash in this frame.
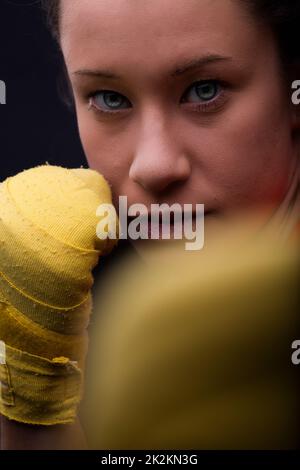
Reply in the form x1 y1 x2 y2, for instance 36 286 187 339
87 80 228 117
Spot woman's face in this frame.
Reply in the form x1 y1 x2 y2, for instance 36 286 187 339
61 0 298 224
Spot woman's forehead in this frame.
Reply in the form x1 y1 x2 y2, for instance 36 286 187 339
61 0 272 74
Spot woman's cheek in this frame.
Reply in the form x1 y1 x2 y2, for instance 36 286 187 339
192 108 291 211
77 114 111 171
78 119 132 198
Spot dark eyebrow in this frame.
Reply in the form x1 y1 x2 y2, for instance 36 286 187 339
72 69 121 79
170 54 233 77
72 54 232 80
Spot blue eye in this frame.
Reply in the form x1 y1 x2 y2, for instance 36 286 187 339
184 81 220 103
91 91 131 111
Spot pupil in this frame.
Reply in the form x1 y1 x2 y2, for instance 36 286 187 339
197 83 216 100
105 93 122 107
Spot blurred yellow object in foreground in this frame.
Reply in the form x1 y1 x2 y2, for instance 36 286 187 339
85 224 299 449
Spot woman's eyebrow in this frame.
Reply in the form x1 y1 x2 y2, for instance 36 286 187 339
171 54 233 76
72 69 120 79
72 54 233 80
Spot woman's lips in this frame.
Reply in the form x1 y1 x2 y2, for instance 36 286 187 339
126 209 216 240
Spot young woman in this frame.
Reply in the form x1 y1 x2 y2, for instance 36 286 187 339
46 0 300 248
1 0 299 449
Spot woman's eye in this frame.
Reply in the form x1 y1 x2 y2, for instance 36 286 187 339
90 91 131 112
183 80 221 103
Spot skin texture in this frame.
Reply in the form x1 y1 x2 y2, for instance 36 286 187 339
1 0 299 449
61 0 298 224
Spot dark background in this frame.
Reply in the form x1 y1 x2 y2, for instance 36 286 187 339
0 0 87 182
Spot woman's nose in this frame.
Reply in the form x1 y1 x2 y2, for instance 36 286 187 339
129 122 191 194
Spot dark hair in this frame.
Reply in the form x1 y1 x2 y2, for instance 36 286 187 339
41 0 300 65
41 0 60 42
243 0 300 65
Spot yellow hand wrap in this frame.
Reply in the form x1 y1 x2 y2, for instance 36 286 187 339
0 165 117 425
